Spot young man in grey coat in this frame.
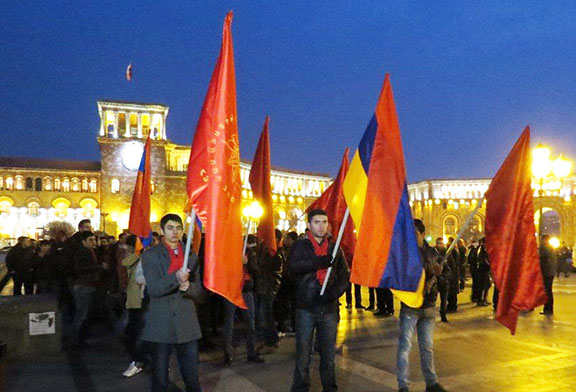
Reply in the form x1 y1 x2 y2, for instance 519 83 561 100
141 213 203 392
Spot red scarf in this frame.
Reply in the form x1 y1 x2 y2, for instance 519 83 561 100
306 231 329 284
164 240 184 274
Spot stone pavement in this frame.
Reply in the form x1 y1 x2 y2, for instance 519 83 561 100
6 277 576 392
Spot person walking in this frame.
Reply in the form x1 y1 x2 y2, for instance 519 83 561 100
539 234 557 315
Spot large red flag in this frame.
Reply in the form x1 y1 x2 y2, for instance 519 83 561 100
186 12 245 308
306 148 356 261
485 126 547 334
128 134 152 253
248 116 277 256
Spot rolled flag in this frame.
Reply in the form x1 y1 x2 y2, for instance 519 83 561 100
126 63 133 81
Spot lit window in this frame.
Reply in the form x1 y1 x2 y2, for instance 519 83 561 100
28 202 40 217
62 178 70 192
0 177 3 190
443 217 457 236
15 176 24 190
111 178 120 194
54 178 61 191
71 178 79 192
151 179 155 194
81 178 88 192
89 179 97 193
44 177 52 191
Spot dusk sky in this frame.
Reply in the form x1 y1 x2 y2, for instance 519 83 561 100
3 2 576 182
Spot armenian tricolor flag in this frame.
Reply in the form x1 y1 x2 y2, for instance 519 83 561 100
343 74 425 308
128 134 152 253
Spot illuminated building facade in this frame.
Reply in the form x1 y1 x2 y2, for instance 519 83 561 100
408 176 576 245
0 100 332 243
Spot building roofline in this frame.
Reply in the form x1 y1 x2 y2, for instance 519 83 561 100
0 157 101 172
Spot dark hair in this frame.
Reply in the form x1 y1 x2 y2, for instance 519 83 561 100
152 231 160 239
78 219 91 229
161 213 183 230
39 239 51 247
540 234 550 241
413 219 425 234
78 231 95 242
17 236 28 243
287 231 298 242
247 234 258 244
435 237 444 243
275 229 282 242
307 209 327 223
125 234 138 248
119 233 128 240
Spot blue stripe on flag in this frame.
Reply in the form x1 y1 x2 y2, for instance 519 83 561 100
358 115 378 173
379 185 422 291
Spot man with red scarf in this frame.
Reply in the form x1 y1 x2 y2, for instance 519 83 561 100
141 214 203 392
289 209 350 392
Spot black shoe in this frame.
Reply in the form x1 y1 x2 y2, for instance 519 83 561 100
399 388 409 392
247 355 265 363
440 314 449 323
355 304 366 310
540 311 553 315
426 383 448 392
373 309 387 317
223 355 232 366
366 304 375 311
384 310 394 317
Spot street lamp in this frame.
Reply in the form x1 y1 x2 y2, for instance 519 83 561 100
531 144 572 237
242 201 263 254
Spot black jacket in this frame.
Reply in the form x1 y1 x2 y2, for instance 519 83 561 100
255 246 283 298
5 244 34 275
288 238 350 314
73 247 104 287
539 244 557 278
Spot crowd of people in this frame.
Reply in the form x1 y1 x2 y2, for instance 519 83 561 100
3 212 572 392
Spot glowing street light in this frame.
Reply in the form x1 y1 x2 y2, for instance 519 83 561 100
553 154 572 178
531 144 551 180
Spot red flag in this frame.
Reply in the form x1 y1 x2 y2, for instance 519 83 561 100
126 63 133 81
306 148 356 261
248 116 277 256
128 134 152 254
485 126 547 334
185 12 245 309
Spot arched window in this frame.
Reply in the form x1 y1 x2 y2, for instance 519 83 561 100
71 178 79 192
5 177 14 191
15 176 24 190
62 178 70 192
89 179 97 193
25 177 33 191
81 178 88 192
28 202 40 217
35 178 42 191
54 178 61 191
443 216 458 237
44 177 53 191
111 178 120 194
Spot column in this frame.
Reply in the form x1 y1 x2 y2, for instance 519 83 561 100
161 113 167 139
114 111 119 138
100 110 105 136
138 113 143 138
125 113 131 137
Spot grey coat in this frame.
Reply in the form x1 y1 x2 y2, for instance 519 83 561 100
140 243 202 344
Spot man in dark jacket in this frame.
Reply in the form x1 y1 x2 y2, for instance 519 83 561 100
141 213 203 391
539 234 557 315
6 236 34 295
255 229 284 354
397 219 447 392
289 209 350 392
475 238 492 307
445 237 460 313
434 238 449 322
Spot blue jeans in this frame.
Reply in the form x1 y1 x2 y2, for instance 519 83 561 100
396 307 438 389
71 285 96 344
150 340 201 392
257 296 278 346
291 309 339 392
223 291 256 357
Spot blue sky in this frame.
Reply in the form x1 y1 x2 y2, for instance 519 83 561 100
3 1 576 181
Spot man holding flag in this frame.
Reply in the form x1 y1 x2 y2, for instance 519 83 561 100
289 209 349 392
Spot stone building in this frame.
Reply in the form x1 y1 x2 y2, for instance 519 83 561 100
0 100 332 244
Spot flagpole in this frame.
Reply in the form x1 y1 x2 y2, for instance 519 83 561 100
442 197 485 264
242 219 252 255
320 207 350 296
182 209 197 272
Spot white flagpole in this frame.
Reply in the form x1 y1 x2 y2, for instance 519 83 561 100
182 209 196 272
242 219 252 255
320 207 350 296
442 197 485 264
